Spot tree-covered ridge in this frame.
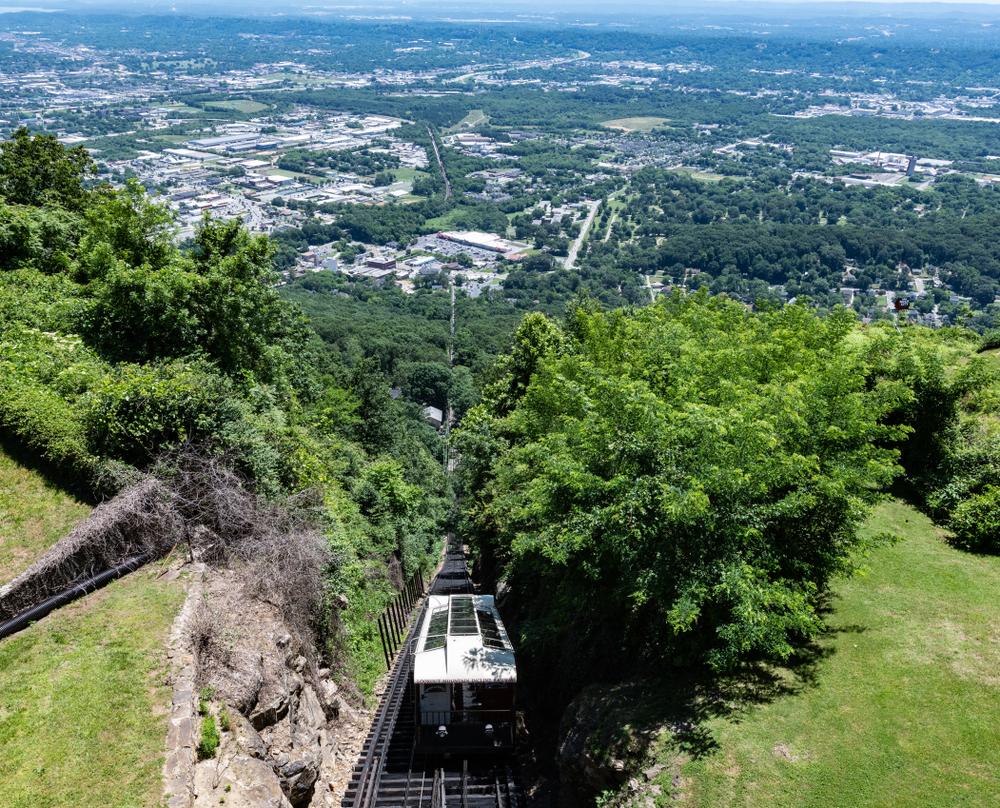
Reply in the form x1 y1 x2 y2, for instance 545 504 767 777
455 294 994 674
0 129 448 693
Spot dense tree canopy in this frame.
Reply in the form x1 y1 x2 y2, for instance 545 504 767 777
457 295 922 671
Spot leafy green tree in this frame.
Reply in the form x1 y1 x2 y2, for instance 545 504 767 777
0 128 97 212
403 362 451 410
458 295 910 672
77 179 174 279
76 213 309 386
0 200 83 274
349 357 400 455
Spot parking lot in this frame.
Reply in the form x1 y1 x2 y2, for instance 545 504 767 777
414 235 522 265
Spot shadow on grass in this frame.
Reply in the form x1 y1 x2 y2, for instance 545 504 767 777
0 429 97 507
530 610 855 767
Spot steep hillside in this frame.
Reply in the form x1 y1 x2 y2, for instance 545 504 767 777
561 501 1000 808
0 448 184 808
0 445 91 579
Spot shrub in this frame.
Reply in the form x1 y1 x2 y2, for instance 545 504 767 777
218 703 232 733
83 360 287 488
197 715 220 760
977 328 1000 353
949 485 1000 553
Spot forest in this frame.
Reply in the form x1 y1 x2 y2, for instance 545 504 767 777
454 293 1000 683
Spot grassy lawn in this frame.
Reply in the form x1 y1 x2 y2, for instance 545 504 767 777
150 134 190 143
601 117 672 132
448 109 489 132
0 448 91 580
677 500 1000 808
425 208 468 230
205 100 268 113
0 571 185 808
389 167 431 184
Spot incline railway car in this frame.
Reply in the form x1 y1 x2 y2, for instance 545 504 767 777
413 594 516 753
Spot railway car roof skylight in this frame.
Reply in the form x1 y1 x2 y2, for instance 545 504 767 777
414 595 516 684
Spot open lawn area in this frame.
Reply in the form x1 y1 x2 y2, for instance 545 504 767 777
0 447 90 580
150 134 191 144
389 167 432 184
0 446 184 808
205 99 268 113
673 500 1000 808
601 117 672 132
425 208 469 230
0 572 185 808
448 109 489 132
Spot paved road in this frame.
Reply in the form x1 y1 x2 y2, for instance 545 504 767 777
564 199 600 270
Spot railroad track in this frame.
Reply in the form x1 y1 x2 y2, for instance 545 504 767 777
343 538 523 808
427 127 451 200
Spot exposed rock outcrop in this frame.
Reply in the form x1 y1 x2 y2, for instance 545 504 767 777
163 564 371 808
556 683 685 807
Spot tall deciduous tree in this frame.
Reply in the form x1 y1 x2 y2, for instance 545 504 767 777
457 293 913 671
0 128 98 212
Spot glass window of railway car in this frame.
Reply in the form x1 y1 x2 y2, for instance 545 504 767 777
449 596 478 635
423 606 448 651
475 608 508 649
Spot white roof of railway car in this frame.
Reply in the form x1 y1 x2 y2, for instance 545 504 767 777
413 595 517 684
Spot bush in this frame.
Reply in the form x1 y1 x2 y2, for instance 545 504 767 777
978 328 1000 353
83 360 288 488
0 327 101 481
949 485 1000 553
218 703 232 733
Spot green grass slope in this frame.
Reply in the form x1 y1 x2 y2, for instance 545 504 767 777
683 500 1000 808
0 447 91 579
0 448 185 808
0 573 185 808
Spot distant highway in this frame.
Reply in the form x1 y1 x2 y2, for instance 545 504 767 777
564 198 600 270
427 127 451 199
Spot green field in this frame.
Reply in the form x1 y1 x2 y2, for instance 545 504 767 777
0 573 185 808
206 100 268 113
389 167 431 184
601 116 672 132
670 501 1000 808
448 109 489 132
150 134 191 144
425 208 469 230
0 447 90 580
0 449 185 808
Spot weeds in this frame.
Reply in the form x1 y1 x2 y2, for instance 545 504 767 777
219 703 232 733
197 715 220 760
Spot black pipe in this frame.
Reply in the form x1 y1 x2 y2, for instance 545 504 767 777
0 554 150 641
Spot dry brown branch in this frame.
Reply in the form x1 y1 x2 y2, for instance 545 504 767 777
155 448 328 634
0 477 181 621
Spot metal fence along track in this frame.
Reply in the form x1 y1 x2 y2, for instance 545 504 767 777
343 536 523 808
